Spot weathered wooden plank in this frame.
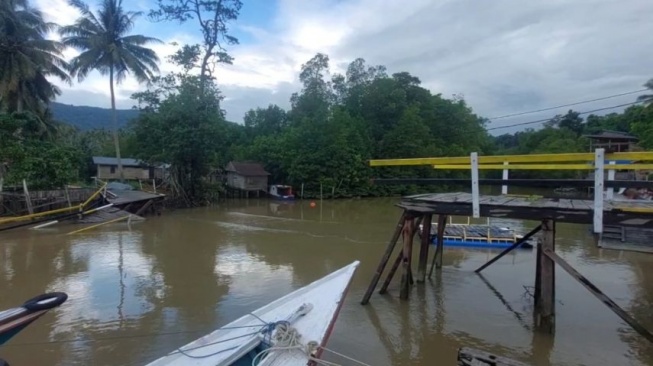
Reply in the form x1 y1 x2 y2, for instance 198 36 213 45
457 347 529 366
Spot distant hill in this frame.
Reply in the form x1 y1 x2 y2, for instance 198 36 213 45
50 102 140 130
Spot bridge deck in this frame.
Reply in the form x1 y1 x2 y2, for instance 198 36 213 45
399 192 653 228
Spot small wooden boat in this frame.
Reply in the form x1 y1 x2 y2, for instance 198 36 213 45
269 185 295 201
145 261 360 366
0 292 68 346
420 218 536 250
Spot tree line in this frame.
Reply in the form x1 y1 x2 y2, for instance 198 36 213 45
2 0 652 202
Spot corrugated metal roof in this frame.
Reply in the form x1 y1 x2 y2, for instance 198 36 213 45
225 161 270 176
583 130 639 141
92 156 144 167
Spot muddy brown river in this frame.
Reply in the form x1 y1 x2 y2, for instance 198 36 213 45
1 198 652 365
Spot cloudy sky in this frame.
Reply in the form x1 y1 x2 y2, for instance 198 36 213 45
37 0 653 133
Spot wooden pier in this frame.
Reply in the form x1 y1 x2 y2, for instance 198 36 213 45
361 149 653 347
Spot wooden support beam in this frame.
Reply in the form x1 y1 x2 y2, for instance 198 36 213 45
417 214 432 283
429 214 447 278
379 250 403 294
542 249 653 344
475 225 542 273
400 214 416 300
534 219 555 333
361 211 406 305
135 199 154 216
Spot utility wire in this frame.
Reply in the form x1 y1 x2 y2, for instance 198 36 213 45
486 101 644 131
489 89 648 120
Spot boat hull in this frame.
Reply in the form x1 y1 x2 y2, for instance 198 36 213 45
0 292 68 346
430 238 534 249
146 261 360 366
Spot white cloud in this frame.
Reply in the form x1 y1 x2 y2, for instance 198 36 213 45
41 0 653 127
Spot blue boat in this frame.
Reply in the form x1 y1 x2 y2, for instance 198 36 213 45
0 292 68 346
420 221 536 250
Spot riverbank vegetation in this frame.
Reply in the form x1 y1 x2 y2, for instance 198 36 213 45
2 0 653 205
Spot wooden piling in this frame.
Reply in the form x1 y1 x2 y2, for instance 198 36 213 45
435 214 447 269
380 250 403 294
534 218 555 333
428 214 447 278
417 214 432 283
361 211 407 305
400 214 415 300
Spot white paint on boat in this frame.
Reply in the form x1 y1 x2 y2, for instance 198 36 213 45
145 260 360 366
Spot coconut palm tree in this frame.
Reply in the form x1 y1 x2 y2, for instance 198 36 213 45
0 0 70 114
59 0 161 181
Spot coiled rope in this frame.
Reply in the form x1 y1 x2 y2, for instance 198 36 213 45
251 322 372 366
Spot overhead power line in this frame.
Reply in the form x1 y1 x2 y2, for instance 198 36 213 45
486 101 644 131
489 89 648 120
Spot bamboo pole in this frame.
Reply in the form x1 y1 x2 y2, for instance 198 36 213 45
22 180 33 215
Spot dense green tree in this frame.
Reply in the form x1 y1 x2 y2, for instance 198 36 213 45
59 0 161 181
0 112 81 189
131 74 226 205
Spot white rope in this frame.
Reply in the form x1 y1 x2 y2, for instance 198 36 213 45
251 323 372 366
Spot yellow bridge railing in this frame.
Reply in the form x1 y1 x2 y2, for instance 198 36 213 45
369 149 653 234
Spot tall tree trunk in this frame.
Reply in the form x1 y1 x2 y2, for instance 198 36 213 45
110 66 124 182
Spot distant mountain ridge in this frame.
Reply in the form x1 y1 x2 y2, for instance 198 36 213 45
50 102 140 130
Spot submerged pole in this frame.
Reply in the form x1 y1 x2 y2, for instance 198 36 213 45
399 214 416 300
417 214 433 283
534 218 555 333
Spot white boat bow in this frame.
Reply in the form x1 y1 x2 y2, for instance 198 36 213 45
145 260 360 366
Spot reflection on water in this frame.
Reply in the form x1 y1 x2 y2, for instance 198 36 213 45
0 198 652 365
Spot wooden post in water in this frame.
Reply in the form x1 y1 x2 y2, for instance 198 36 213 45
417 214 432 283
64 185 72 207
428 214 447 277
534 218 555 333
22 179 34 215
400 213 415 300
361 211 407 305
379 250 403 294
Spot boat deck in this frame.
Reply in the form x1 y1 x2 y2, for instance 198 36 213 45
399 192 653 228
426 224 517 240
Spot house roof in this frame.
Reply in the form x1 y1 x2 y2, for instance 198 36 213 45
226 161 270 176
93 156 143 167
92 156 170 168
583 130 639 141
